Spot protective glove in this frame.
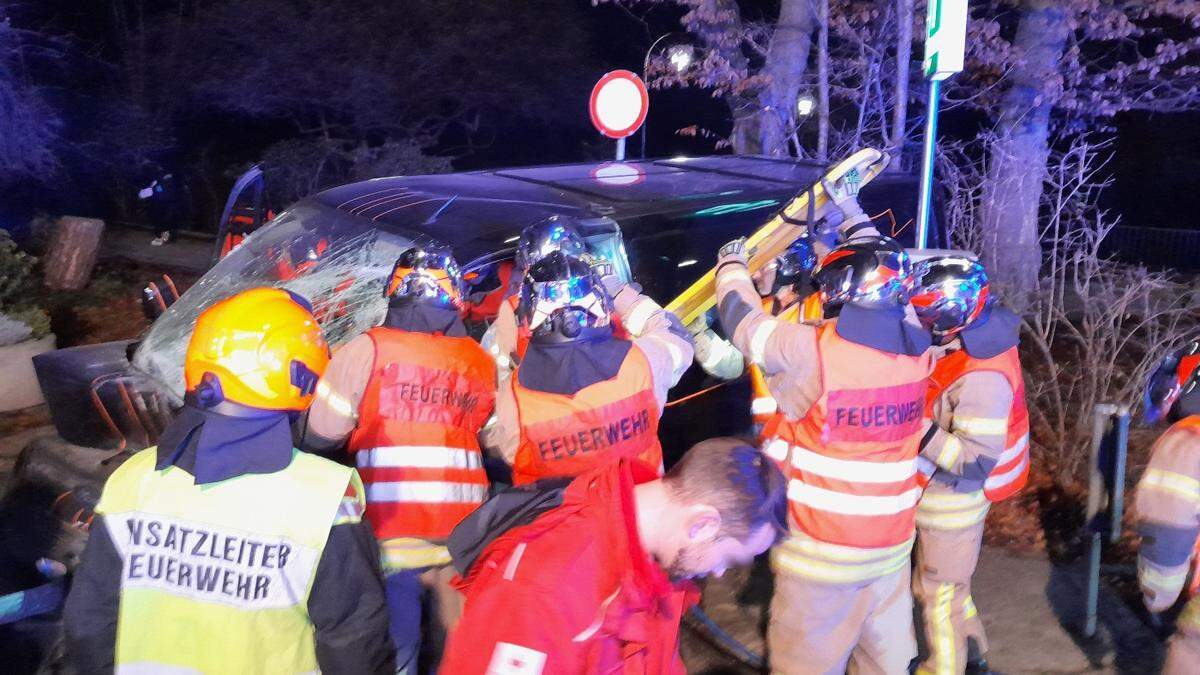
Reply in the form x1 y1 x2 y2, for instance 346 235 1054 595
822 168 867 223
598 272 626 300
717 237 749 268
686 314 709 337
822 168 863 205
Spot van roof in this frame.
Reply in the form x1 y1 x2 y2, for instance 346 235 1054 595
307 155 934 262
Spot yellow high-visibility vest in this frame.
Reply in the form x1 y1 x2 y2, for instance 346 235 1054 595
97 446 360 674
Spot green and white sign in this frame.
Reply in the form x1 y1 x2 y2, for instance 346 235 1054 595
923 0 968 80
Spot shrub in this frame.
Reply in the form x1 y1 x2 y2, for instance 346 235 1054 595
0 229 36 307
941 134 1200 484
0 229 50 343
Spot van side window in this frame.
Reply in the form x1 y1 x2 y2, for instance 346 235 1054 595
621 206 777 304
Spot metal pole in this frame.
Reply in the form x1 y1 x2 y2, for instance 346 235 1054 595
1086 529 1101 638
1084 404 1112 638
642 34 672 161
915 77 941 249
615 137 626 162
1109 408 1130 544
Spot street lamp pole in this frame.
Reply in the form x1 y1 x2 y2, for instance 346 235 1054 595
641 33 679 160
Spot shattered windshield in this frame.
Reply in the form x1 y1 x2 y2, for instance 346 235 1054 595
133 200 419 397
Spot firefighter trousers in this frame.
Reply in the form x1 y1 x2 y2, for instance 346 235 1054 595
912 520 988 675
768 564 917 674
1165 595 1200 675
386 564 464 675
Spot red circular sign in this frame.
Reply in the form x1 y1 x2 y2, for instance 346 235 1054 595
589 70 649 139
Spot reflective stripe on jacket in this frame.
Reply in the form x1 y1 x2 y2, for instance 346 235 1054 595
348 328 495 543
751 295 823 443
96 447 357 674
764 322 931 561
1135 416 1200 612
926 346 1030 503
511 344 661 485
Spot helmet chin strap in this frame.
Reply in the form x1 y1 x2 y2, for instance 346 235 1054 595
531 315 613 345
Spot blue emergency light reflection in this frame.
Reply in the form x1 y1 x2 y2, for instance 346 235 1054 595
692 199 779 217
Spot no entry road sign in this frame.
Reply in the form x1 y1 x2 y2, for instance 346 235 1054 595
589 70 649 140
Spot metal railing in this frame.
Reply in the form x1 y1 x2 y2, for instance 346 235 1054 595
1101 226 1200 271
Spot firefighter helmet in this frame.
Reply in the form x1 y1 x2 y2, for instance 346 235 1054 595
1144 341 1200 424
909 256 991 343
185 287 330 412
812 236 911 315
384 245 463 309
517 251 612 343
515 215 588 271
772 234 819 295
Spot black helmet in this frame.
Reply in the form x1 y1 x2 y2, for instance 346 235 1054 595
813 236 911 315
384 245 463 309
772 234 819 295
515 215 588 271
517 251 612 343
1145 341 1200 424
910 256 990 344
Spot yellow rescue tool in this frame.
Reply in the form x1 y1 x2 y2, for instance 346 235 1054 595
665 148 890 326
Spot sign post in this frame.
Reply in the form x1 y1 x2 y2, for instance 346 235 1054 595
916 0 968 248
589 70 649 162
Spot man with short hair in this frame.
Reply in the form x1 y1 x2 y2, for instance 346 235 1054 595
439 438 787 674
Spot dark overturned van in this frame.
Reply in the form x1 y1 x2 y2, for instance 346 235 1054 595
37 155 945 461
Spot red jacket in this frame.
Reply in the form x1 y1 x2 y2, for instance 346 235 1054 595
440 461 698 675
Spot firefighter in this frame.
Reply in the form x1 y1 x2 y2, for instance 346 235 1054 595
440 437 788 674
692 235 823 441
1135 341 1200 675
714 174 933 674
482 251 692 484
907 256 1029 675
63 288 393 674
304 245 495 674
487 215 590 374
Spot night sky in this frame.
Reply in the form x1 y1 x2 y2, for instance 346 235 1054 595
4 0 1197 238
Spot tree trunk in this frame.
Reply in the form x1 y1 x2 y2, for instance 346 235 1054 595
757 0 815 156
979 0 1071 306
44 216 104 290
816 0 830 161
889 0 915 169
693 0 757 154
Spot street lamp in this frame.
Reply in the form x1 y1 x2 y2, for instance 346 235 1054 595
641 33 698 159
666 45 695 73
796 94 815 117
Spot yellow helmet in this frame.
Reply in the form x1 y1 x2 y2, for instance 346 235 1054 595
184 287 330 412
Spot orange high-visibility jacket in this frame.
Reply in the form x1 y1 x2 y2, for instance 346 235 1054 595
347 328 495 541
511 344 661 485
926 346 1030 501
764 322 931 549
